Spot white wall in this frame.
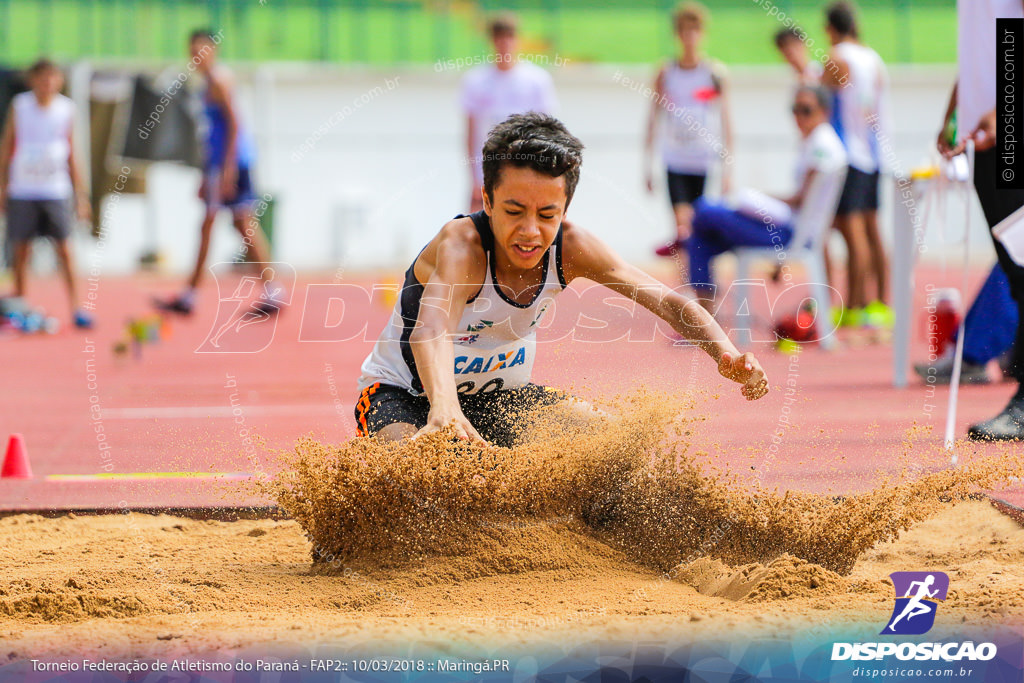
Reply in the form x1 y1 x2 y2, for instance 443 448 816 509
75 63 983 276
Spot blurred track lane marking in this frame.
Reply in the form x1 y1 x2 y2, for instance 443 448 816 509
101 404 344 419
46 471 255 482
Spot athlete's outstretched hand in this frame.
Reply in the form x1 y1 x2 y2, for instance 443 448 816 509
414 408 487 446
718 351 769 401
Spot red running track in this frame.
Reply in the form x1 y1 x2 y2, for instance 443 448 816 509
0 265 1021 513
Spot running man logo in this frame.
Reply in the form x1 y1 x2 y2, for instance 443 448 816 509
197 262 296 353
881 571 950 636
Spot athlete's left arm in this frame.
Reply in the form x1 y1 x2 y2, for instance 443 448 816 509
561 224 769 400
67 119 90 222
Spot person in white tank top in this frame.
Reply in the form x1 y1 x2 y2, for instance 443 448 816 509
644 2 733 272
0 58 92 328
823 2 892 325
356 113 768 447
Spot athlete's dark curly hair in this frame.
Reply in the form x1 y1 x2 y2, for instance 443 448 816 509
481 112 584 208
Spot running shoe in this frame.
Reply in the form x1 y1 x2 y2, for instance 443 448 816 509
250 299 282 317
968 398 1024 441
832 306 865 329
913 353 990 385
153 295 194 316
655 239 685 257
72 309 94 329
862 300 895 329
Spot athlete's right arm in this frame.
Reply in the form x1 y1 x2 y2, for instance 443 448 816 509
644 67 666 193
0 108 14 212
822 48 849 88
409 221 487 443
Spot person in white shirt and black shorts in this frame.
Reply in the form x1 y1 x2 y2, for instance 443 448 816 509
644 2 733 282
0 58 92 329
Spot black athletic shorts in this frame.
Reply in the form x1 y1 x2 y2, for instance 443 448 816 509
201 165 256 211
6 198 72 243
666 170 707 207
354 382 566 448
835 166 879 215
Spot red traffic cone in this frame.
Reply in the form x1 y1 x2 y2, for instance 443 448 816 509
2 434 32 479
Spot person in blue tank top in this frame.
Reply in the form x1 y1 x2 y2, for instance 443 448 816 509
155 29 281 317
356 113 768 447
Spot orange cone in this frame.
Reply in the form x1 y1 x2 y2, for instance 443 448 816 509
1 434 32 479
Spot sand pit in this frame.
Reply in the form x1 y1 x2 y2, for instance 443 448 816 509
3 392 1024 660
1 501 1023 660
2 395 1024 663
268 392 1024 576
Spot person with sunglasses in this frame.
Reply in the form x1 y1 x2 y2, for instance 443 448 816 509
683 86 846 308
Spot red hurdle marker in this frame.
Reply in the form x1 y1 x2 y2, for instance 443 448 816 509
1 433 32 479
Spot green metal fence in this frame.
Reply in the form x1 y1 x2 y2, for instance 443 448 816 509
0 0 957 66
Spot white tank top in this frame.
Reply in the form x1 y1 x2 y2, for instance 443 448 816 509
358 211 567 396
831 42 885 173
659 60 719 174
7 92 74 200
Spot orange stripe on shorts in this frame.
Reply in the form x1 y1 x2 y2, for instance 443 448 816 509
355 383 380 437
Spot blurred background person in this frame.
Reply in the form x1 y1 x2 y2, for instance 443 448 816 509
0 58 92 329
940 0 1024 440
822 1 892 329
461 13 558 213
154 30 280 317
685 86 845 310
774 25 829 288
646 1 733 282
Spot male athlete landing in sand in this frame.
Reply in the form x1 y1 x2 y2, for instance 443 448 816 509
887 574 939 631
356 113 767 446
